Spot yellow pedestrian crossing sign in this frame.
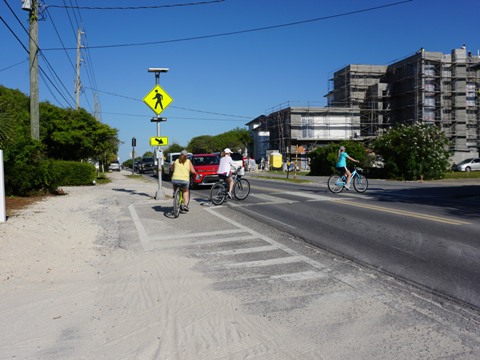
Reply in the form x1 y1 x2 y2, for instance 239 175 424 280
143 84 173 115
150 136 168 146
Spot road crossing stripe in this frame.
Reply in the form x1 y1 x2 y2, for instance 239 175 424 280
268 270 329 282
199 245 277 256
223 256 306 269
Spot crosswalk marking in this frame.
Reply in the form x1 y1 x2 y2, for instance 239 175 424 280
268 270 329 282
223 255 306 269
199 245 277 256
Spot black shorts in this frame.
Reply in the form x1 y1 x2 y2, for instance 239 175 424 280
336 166 347 175
218 173 231 180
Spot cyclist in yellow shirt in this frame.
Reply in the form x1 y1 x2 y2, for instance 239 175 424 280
171 150 196 211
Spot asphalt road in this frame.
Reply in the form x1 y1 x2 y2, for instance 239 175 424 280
190 174 480 310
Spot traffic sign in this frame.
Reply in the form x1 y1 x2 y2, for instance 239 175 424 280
143 84 173 115
150 136 168 146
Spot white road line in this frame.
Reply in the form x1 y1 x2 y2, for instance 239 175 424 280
150 228 246 241
128 204 153 252
205 207 326 271
268 270 329 282
153 235 259 249
199 245 277 256
223 256 305 269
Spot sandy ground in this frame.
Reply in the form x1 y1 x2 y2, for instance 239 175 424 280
1 171 480 359
0 173 315 359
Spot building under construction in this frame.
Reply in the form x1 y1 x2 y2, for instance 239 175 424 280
327 47 480 162
247 47 480 164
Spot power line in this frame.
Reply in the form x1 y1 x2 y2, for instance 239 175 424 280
0 59 29 72
103 112 247 122
2 0 75 108
46 0 224 10
43 0 413 50
86 87 253 119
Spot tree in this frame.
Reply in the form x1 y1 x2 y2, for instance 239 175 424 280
309 141 366 176
187 136 217 153
373 123 451 180
164 143 184 156
187 128 251 154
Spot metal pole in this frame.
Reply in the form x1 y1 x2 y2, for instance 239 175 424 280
155 120 164 199
154 73 165 200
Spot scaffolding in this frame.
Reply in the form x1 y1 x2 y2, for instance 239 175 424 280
328 50 479 152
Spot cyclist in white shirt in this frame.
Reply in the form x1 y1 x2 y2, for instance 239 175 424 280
217 148 236 198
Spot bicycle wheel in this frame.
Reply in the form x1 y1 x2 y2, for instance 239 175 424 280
234 178 250 200
210 183 226 205
173 190 181 218
327 174 344 193
353 174 368 193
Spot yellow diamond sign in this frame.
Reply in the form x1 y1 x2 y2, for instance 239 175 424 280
143 84 173 115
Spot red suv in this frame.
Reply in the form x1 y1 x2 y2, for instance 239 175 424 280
191 153 220 188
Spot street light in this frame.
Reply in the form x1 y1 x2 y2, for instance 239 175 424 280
148 68 169 85
148 67 169 200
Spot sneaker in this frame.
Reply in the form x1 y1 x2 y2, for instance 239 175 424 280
227 192 232 199
344 183 351 190
183 205 189 212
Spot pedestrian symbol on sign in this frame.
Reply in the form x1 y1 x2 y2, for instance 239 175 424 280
143 85 173 115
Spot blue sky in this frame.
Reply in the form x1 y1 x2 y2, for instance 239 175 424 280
1 0 480 163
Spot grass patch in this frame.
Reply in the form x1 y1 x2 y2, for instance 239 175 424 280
124 173 151 181
96 173 111 185
442 171 480 180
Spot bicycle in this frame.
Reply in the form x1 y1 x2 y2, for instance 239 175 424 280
172 185 190 218
210 168 250 205
327 165 368 193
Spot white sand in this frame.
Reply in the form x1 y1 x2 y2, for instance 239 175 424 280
1 171 479 359
0 173 319 359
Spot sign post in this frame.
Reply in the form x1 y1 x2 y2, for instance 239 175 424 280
144 67 171 200
131 137 136 176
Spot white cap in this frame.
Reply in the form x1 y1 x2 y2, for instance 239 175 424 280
224 148 232 154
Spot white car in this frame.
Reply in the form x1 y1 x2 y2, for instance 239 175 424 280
109 161 121 171
452 158 480 172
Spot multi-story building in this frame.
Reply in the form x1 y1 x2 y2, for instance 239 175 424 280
327 47 480 162
248 47 480 164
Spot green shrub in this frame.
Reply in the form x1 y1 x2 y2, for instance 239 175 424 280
5 158 96 196
52 160 96 186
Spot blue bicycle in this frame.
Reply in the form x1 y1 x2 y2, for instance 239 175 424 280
328 166 368 193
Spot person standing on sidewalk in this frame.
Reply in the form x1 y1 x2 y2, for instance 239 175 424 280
336 145 359 190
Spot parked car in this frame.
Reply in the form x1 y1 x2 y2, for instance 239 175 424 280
191 153 220 188
452 158 480 172
108 161 121 172
231 152 245 175
139 157 155 173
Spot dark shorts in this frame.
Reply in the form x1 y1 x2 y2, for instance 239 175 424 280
218 173 231 179
336 166 347 175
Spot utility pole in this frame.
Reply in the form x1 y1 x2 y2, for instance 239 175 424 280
75 28 84 110
26 0 39 139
